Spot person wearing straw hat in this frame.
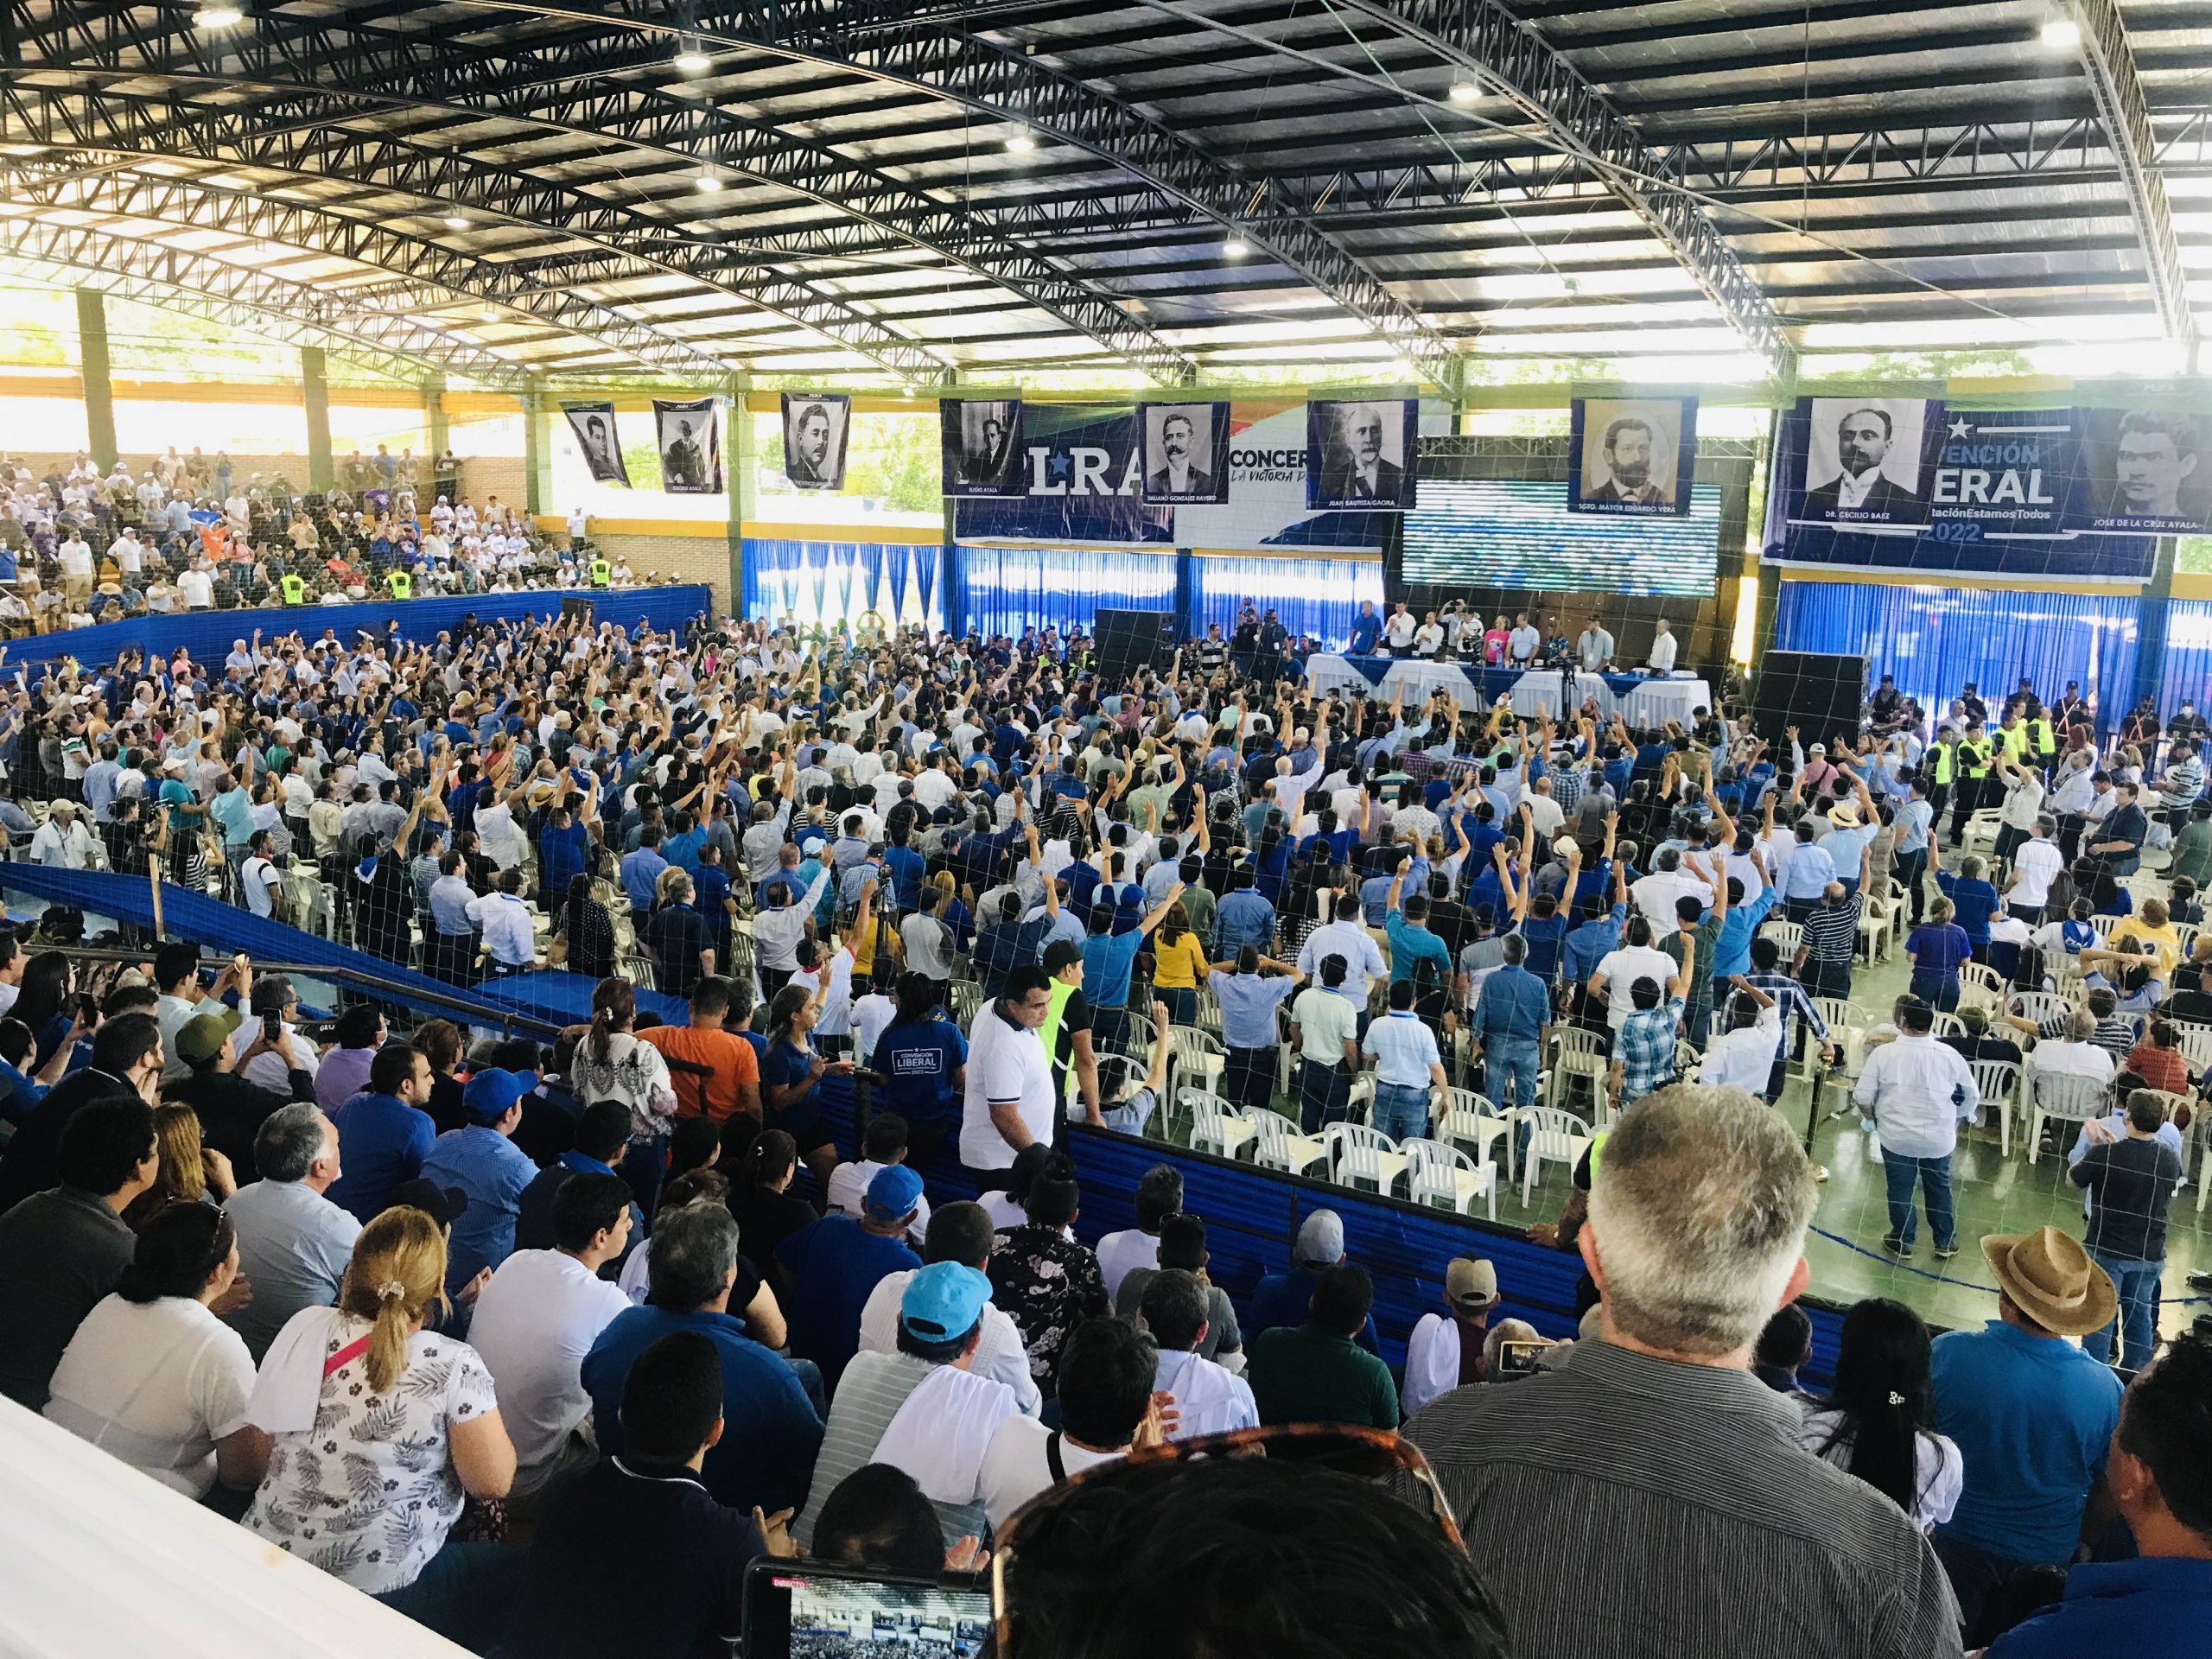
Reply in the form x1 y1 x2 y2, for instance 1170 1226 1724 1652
1929 1225 2124 1647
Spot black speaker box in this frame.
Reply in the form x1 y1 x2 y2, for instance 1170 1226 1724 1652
1093 607 1177 679
1751 650 1865 747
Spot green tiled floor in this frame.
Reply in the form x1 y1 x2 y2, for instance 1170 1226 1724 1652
1471 942 2209 1338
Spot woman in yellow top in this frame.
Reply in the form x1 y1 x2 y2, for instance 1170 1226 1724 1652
1150 900 1211 1026
2112 896 2182 976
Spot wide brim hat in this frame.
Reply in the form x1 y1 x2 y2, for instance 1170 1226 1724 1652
1979 1226 2116 1338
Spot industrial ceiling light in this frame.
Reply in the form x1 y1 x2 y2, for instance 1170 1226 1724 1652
480 302 499 323
695 168 724 194
442 213 468 230
193 4 245 27
1447 81 1479 103
1004 131 1036 154
2040 15 2081 48
673 40 712 73
1222 235 1250 260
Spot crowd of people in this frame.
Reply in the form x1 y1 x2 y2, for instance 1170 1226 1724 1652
0 601 2202 1657
0 446 653 630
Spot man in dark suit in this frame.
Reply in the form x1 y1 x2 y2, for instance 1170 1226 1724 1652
1145 410 1213 498
1803 405 1921 519
1585 416 1670 505
1319 404 1404 503
577 415 620 480
786 403 835 486
960 412 1010 486
663 420 705 490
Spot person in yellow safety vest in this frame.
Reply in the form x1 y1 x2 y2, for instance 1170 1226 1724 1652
1948 726 1994 847
588 556 611 588
1924 726 1956 824
385 566 412 601
1997 714 2030 768
279 572 306 605
2029 709 2056 771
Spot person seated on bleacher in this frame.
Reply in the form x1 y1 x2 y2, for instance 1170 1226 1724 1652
1139 1268 1256 1440
1246 1209 1381 1352
1248 1262 1397 1430
986 1153 1109 1404
824 1112 931 1248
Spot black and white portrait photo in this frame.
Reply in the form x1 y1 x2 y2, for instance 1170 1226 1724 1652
1796 397 1932 525
2082 407 2212 532
940 397 1024 497
780 393 850 492
1139 401 1230 505
1567 396 1696 517
653 397 722 494
561 401 631 487
1307 397 1415 509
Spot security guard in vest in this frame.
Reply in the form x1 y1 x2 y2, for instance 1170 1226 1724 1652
279 571 307 606
1949 724 1995 846
2029 707 2056 774
1924 725 1956 823
588 555 611 588
385 565 412 601
1997 712 2031 772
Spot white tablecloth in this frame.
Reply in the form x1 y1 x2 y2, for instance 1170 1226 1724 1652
1302 655 1712 728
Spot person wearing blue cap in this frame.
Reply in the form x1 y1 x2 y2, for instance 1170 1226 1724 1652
418 1065 540 1294
775 1162 925 1389
793 1259 1020 1554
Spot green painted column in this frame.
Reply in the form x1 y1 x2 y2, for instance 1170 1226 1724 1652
521 378 551 518
75 289 117 471
423 372 448 468
727 374 755 620
301 346 334 493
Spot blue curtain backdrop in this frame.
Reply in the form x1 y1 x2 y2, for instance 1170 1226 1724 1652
1192 554 1384 650
1774 582 2140 728
741 538 938 629
957 545 1175 639
2156 599 2212 724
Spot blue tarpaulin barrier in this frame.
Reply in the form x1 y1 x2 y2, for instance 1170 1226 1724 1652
5 584 712 674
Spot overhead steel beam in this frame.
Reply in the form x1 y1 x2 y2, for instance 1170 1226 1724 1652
2061 0 2196 354
1325 0 1792 377
12 3 1201 382
0 220 531 386
0 159 746 382
324 0 1463 382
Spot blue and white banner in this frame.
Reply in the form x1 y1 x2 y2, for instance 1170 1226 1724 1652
1927 407 2079 538
950 403 1169 542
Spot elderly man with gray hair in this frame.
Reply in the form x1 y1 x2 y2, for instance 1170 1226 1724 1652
221 1103 359 1360
1403 1085 1961 1658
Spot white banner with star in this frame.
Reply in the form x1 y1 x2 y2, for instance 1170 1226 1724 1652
1926 405 2077 539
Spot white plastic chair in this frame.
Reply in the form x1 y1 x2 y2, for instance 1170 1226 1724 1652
2088 912 2120 944
945 978 982 1029
1968 1058 2020 1158
1323 1122 1408 1195
1166 1026 1226 1101
2009 991 2075 1033
1185 1089 1258 1160
1758 918 1803 957
2025 1069 2109 1166
1248 1108 1328 1177
1930 1011 1966 1040
1518 1106 1593 1203
1402 1137 1498 1220
1439 1085 1514 1182
1544 1027 1609 1116
1344 1074 1374 1127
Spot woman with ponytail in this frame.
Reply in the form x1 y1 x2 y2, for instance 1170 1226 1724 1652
1797 1297 1962 1531
570 975 678 1217
728 1128 815 1268
244 1205 517 1643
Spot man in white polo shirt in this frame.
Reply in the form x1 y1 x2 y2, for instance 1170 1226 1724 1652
959 963 1058 1188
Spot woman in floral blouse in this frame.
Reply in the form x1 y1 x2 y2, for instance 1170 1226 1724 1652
569 975 679 1216
243 1205 517 1647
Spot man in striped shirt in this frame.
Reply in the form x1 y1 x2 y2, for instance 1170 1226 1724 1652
1745 934 1834 1103
1402 1086 1961 1658
1790 880 1861 1002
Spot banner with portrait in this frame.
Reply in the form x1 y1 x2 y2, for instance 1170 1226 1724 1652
1787 396 1943 529
1567 396 1697 516
779 393 849 492
1306 397 1417 510
941 398 1026 498
2078 406 2212 533
950 403 1169 543
1138 400 1231 505
652 397 722 494
561 401 630 487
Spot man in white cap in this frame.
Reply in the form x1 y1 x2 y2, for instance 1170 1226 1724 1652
1402 1256 1503 1417
1247 1210 1379 1351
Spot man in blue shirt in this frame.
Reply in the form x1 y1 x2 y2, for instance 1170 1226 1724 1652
1346 601 1382 656
775 1165 925 1389
1471 933 1549 1112
323 1043 437 1223
1214 867 1276 956
1247 1209 1380 1352
1984 1332 2212 1659
1931 1225 2126 1648
1382 861 1453 989
1081 880 1180 1052
515 1099 641 1257
1206 948 1303 1113
419 1066 541 1292
620 827 669 926
582 1201 823 1516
